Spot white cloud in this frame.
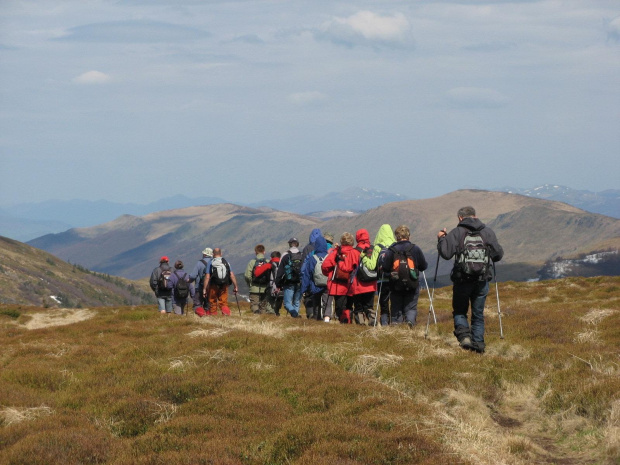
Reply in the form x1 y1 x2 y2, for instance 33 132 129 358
317 11 412 48
287 91 327 105
447 87 509 109
72 71 111 85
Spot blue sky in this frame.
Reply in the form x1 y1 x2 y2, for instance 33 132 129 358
1 0 619 206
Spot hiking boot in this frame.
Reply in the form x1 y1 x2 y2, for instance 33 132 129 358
460 337 474 350
221 306 231 316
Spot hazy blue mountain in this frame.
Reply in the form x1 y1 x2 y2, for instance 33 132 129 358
1 195 227 241
0 209 72 242
247 187 409 214
498 185 620 218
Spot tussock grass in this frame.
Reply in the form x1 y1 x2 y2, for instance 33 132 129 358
0 406 54 427
0 276 618 464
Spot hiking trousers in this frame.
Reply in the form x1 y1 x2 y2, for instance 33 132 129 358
390 287 420 325
452 281 489 344
249 292 268 314
353 291 375 325
208 285 231 315
282 283 301 317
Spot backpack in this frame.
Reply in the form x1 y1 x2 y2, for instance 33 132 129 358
210 257 231 287
355 246 377 282
375 243 389 280
284 252 303 283
389 244 418 291
312 255 328 287
252 258 271 286
331 247 351 283
157 265 172 291
174 271 190 299
454 230 491 281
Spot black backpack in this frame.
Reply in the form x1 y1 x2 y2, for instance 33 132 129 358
284 252 303 283
251 258 271 286
355 246 377 282
174 271 190 299
389 244 418 291
454 230 491 281
157 265 172 291
210 257 231 286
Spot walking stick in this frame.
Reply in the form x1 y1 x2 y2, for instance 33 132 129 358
374 274 383 328
425 254 441 339
492 262 504 339
234 292 241 316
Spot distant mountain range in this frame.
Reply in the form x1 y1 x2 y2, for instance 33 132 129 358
497 185 620 219
2 185 619 243
28 190 620 282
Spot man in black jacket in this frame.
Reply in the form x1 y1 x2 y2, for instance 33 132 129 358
437 206 504 353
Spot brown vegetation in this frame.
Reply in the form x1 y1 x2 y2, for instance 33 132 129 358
0 276 618 464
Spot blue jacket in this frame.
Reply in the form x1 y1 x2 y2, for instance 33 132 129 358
301 236 328 295
189 257 211 285
301 228 323 262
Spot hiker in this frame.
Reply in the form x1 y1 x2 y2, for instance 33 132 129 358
167 260 195 315
437 206 504 353
275 238 303 318
367 224 396 325
321 232 336 317
381 225 428 327
321 232 357 323
323 232 335 250
244 244 271 314
351 229 378 325
300 235 329 320
189 247 213 317
149 256 173 314
202 248 238 316
301 228 323 318
266 251 283 316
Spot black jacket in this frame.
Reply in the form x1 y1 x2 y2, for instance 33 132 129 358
437 217 504 281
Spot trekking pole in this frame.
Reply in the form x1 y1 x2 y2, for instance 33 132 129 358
425 254 440 339
234 292 241 316
422 271 437 339
374 275 383 328
493 262 504 339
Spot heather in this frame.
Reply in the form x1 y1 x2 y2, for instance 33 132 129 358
0 276 618 464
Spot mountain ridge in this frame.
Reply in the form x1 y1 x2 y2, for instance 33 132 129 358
28 190 620 282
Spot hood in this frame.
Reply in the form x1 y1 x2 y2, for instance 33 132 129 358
309 228 322 245
314 236 328 255
373 224 396 248
356 229 371 249
458 217 485 232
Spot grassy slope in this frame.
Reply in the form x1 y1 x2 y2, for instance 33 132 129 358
0 276 618 465
0 236 153 307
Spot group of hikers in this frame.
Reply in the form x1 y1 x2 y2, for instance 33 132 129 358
150 206 504 353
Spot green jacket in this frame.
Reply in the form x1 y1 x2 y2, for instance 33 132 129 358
244 253 269 294
364 224 396 281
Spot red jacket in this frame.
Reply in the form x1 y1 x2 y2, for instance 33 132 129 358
351 229 377 295
322 244 357 296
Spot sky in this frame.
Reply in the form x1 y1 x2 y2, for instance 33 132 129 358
1 0 619 206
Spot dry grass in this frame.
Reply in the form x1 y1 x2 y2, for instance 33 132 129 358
0 276 618 464
0 406 55 427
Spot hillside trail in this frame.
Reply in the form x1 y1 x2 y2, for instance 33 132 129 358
20 308 96 330
191 314 603 465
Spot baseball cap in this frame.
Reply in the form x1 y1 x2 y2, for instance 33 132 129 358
160 256 169 263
